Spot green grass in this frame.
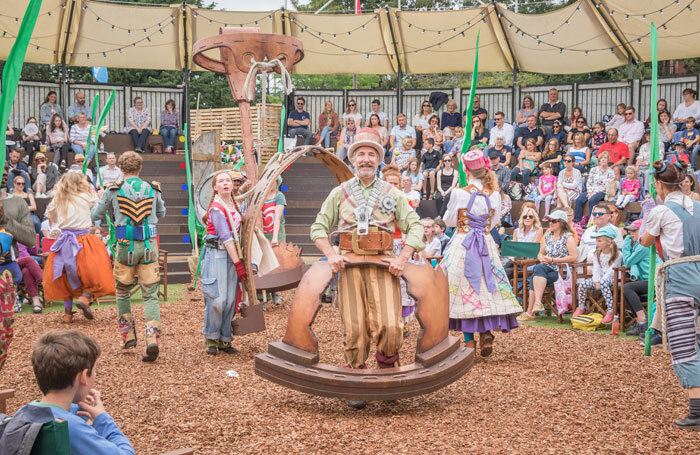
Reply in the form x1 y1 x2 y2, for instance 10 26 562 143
15 284 189 315
519 313 638 339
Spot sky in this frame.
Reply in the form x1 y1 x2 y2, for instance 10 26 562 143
213 0 305 11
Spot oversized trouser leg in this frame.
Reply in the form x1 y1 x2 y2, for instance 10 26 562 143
337 264 402 369
666 297 700 389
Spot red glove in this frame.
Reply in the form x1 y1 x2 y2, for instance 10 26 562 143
234 261 247 281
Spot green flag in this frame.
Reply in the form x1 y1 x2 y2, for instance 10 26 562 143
644 24 660 356
83 89 116 176
277 105 286 154
0 0 42 181
183 123 197 246
458 30 480 187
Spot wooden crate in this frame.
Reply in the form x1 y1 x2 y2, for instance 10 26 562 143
192 104 282 165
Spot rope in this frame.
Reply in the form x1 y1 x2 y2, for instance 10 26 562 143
654 254 700 350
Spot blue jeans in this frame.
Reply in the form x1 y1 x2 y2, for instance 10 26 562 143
0 261 22 284
129 129 150 150
690 144 700 170
288 127 313 145
200 246 239 343
510 166 533 186
160 126 177 149
528 264 559 290
574 191 605 222
319 126 332 148
70 143 85 156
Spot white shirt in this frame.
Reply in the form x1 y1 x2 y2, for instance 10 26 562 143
365 110 387 126
645 191 695 260
488 123 515 147
402 189 421 206
47 192 98 230
581 223 623 253
390 124 416 150
444 180 501 230
412 113 432 130
341 112 362 128
592 250 622 283
424 237 442 257
618 119 645 144
100 165 123 186
672 100 700 122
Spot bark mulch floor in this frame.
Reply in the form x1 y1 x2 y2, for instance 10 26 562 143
2 290 697 454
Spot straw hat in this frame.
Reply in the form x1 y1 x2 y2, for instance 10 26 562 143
347 127 384 162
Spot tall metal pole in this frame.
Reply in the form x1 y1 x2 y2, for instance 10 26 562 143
60 0 77 107
182 3 191 161
385 6 403 114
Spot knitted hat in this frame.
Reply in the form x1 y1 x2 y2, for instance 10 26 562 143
229 170 244 181
461 149 487 170
347 127 384 162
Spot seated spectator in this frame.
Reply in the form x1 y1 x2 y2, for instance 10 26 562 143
17 242 43 313
532 162 557 216
556 154 583 210
645 98 667 126
444 126 462 155
486 135 512 167
69 154 94 187
538 88 566 133
540 137 563 174
680 174 700 201
418 218 442 260
680 117 700 170
513 206 543 242
636 131 651 189
287 96 312 145
391 136 416 173
5 123 16 158
31 152 59 197
518 209 577 321
615 166 641 209
69 113 92 158
597 128 630 176
516 95 538 127
41 215 61 239
39 90 64 131
401 174 421 208
470 116 489 146
580 203 623 262
402 157 423 192
422 114 444 150
336 117 358 163
389 113 416 154
67 91 91 124
441 99 462 136
568 132 591 172
545 120 567 148
420 138 442 200
488 111 513 147
126 97 151 153
463 95 488 124
160 99 179 154
99 152 123 187
566 106 583 128
511 138 541 186
6 149 31 192
368 113 389 154
20 117 41 166
4 329 135 454
47 113 70 169
516 115 544 157
574 152 615 224
566 116 590 145
669 142 691 166
621 219 652 336
607 203 624 228
413 100 433 150
658 109 676 154
590 121 606 154
434 155 457 217
618 106 644 156
314 100 339 148
364 98 388 128
341 99 362 128
433 218 449 255
606 103 626 130
562 206 582 243
489 149 511 195
672 87 700 130
11 175 40 234
0 170 38 285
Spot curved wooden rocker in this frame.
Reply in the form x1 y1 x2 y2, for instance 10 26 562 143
255 254 475 401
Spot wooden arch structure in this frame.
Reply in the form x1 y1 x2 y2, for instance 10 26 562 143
253 146 475 401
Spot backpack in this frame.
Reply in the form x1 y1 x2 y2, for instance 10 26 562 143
571 312 605 331
508 181 526 201
0 405 70 455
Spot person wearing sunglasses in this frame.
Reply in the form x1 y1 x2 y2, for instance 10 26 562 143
287 97 313 145
440 99 462 139
606 103 627 130
30 152 60 198
639 158 700 431
434 154 457 217
617 106 645 156
566 115 591 146
580 203 623 263
413 100 433 151
574 152 615 224
341 99 362 129
556 154 583 210
11 175 39 235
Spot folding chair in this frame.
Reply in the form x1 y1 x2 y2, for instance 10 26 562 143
571 261 611 317
501 240 540 306
614 266 650 332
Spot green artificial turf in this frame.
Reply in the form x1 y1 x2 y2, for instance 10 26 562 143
15 284 188 315
518 313 638 339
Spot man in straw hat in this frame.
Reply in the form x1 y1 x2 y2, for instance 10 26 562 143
310 127 425 409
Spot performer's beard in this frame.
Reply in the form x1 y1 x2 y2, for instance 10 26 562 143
356 161 378 180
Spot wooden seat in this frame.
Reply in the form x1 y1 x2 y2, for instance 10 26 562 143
570 261 625 322
614 266 649 332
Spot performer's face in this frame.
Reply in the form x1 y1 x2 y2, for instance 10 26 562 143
232 179 242 193
353 147 380 180
214 173 233 196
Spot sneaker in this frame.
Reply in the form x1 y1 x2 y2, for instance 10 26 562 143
572 307 585 318
205 346 218 355
272 293 281 306
516 312 536 322
59 160 67 171
579 215 589 227
601 311 614 324
348 400 367 410
532 301 544 313
639 332 663 347
625 321 648 337
21 156 29 165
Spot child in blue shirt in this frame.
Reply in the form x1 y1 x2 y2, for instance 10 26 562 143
2 330 134 455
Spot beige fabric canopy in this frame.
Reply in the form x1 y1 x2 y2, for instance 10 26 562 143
0 0 697 74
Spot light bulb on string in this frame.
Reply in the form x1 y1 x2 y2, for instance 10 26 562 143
585 50 589 56
660 9 663 14
610 48 615 54
642 14 646 20
625 14 629 20
609 10 614 16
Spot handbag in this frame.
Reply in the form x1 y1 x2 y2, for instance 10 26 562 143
553 264 572 314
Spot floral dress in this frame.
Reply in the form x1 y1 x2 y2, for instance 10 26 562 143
542 231 573 271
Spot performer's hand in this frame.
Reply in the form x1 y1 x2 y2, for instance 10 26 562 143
234 261 248 281
382 254 409 277
77 388 106 421
327 254 350 273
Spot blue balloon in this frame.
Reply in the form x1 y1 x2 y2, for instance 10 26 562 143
181 208 188 216
91 66 108 83
280 184 288 192
182 235 191 244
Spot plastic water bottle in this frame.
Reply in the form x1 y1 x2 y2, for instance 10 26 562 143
611 315 619 336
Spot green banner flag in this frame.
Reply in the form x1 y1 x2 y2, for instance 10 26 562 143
183 123 197 246
458 30 480 187
644 23 660 356
83 89 116 176
277 105 286 154
0 0 42 182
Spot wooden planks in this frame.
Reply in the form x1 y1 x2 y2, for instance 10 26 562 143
192 104 282 165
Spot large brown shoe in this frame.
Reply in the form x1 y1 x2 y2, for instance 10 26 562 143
479 331 494 357
118 313 137 349
63 310 74 324
142 321 160 362
75 296 94 320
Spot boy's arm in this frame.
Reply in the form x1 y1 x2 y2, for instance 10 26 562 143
66 408 135 455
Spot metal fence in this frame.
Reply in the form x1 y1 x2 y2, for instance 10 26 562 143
6 80 184 133
294 73 700 132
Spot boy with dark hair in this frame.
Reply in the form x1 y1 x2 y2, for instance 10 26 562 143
433 218 449 255
0 330 134 455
